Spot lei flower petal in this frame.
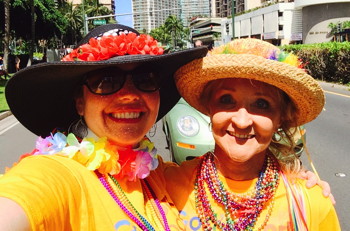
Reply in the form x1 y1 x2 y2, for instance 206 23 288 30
134 151 153 180
139 139 159 170
35 132 67 155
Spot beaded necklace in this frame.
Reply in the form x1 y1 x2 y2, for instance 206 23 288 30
97 172 170 231
194 152 280 231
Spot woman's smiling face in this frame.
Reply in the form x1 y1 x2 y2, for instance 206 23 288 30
75 64 160 148
207 78 282 163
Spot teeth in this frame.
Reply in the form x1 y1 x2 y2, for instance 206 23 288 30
111 112 140 119
227 131 254 139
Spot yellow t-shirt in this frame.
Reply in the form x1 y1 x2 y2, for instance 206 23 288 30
0 155 186 231
162 157 341 231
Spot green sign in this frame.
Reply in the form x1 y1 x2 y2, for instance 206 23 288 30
192 29 200 34
93 19 106 25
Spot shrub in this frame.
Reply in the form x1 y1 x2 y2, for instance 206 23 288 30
282 42 350 84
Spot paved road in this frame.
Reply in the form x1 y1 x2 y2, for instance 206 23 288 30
301 81 350 230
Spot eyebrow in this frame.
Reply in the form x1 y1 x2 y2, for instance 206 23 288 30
218 87 273 97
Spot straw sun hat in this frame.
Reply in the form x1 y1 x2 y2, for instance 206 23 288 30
175 38 325 126
6 24 208 136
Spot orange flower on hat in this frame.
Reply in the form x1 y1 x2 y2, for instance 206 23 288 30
62 32 164 62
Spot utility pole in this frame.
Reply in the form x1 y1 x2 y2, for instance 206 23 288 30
231 0 235 39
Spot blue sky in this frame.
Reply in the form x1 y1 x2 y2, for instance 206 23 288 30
115 0 133 27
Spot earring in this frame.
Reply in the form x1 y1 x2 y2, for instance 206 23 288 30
208 122 212 132
68 116 88 138
148 123 157 137
271 130 282 143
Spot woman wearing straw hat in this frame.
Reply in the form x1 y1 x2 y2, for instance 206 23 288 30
0 24 208 230
164 39 340 230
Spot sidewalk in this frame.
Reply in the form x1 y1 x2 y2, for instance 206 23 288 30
0 111 11 120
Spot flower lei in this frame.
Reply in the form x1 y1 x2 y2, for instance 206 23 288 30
18 132 159 181
62 32 164 62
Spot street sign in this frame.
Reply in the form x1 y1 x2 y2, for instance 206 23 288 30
192 29 200 34
93 19 106 25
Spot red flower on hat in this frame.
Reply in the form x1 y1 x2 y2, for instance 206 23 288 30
62 32 164 61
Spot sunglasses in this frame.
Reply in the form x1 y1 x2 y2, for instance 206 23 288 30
84 67 161 95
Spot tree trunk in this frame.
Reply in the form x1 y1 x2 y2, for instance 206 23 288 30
27 0 35 67
3 0 10 71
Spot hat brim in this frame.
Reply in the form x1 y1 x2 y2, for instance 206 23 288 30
175 54 325 126
6 47 208 136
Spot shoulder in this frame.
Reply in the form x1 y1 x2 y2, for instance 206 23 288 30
3 155 94 185
163 157 201 198
292 178 340 229
164 157 201 182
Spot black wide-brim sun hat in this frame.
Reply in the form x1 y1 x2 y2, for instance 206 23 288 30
5 24 208 137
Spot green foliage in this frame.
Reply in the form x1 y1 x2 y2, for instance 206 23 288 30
328 20 350 36
0 80 9 112
11 39 29 55
1 0 116 52
33 52 43 60
150 15 189 51
282 42 350 84
2 0 67 38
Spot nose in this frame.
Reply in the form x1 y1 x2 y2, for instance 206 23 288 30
115 76 140 101
231 108 253 128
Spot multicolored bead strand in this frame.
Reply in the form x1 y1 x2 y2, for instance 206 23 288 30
194 152 280 231
96 171 170 231
141 180 170 230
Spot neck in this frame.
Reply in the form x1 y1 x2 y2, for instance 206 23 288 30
213 149 267 181
87 128 139 149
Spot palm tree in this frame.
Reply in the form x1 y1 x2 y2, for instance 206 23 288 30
61 2 83 44
150 25 171 47
164 15 184 49
85 0 111 16
84 0 113 31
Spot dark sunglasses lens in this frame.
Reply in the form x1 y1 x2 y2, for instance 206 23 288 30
85 73 125 95
133 72 160 92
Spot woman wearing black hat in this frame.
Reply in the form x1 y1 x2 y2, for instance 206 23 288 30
0 24 207 230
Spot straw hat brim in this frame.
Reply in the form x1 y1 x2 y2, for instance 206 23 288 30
175 54 325 126
6 47 208 136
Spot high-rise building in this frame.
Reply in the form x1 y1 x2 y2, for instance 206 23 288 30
132 0 180 32
212 0 245 18
180 0 210 27
69 0 115 12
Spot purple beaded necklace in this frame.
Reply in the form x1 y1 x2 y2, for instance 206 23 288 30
96 171 171 231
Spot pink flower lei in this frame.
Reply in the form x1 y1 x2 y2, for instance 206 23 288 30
13 132 159 181
62 32 164 62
